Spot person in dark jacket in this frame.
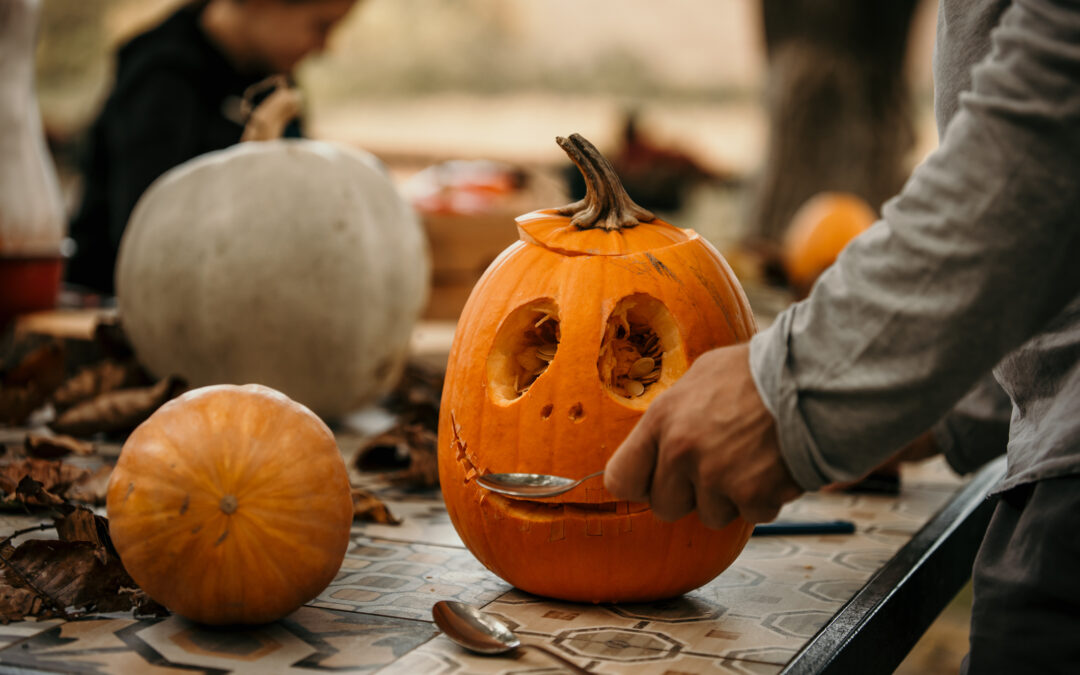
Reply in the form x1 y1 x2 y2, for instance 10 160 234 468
66 0 358 294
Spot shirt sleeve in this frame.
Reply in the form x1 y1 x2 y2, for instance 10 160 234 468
749 0 1080 490
932 374 1011 475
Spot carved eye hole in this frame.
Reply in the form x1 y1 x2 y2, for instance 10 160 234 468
599 294 682 408
487 300 560 403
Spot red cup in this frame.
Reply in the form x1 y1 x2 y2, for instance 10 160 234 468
0 254 64 328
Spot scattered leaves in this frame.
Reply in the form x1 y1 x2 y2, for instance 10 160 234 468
64 466 113 507
49 375 187 437
0 459 89 508
381 361 443 430
355 424 439 489
0 459 110 508
0 342 65 425
51 359 149 413
0 506 138 622
24 433 94 459
120 587 169 618
0 506 160 623
351 488 400 525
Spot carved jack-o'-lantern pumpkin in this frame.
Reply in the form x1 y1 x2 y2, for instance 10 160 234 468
438 135 757 603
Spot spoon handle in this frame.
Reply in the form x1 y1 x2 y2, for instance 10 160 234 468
522 644 591 674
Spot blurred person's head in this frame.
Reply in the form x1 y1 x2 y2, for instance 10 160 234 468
201 0 359 75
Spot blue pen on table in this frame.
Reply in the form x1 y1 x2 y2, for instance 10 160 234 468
752 520 855 536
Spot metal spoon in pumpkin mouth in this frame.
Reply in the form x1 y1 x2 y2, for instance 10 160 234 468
474 470 604 498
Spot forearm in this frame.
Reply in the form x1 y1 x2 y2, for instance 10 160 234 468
751 0 1080 490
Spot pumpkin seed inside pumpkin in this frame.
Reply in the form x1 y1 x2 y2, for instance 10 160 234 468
598 299 665 400
514 307 560 396
487 301 562 403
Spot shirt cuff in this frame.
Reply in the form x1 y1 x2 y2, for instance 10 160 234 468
749 309 835 491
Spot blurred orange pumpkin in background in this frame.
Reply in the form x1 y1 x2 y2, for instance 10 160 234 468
781 192 877 298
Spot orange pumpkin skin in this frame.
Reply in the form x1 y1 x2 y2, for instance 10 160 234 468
106 384 353 625
438 138 758 602
782 192 876 297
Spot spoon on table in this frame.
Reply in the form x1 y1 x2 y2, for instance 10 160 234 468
474 470 604 498
432 600 590 674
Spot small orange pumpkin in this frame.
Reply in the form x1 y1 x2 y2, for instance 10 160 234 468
438 135 756 603
106 384 353 625
782 192 877 298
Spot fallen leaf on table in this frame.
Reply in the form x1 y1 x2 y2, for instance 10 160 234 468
65 466 113 506
91 315 135 362
355 424 439 489
49 375 186 437
13 476 66 508
120 587 168 618
381 362 443 430
0 342 65 426
0 459 90 508
0 585 45 622
351 488 400 524
50 360 148 413
24 434 95 459
53 506 113 554
0 507 156 623
0 538 135 620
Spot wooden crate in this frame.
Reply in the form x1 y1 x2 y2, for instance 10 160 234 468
421 210 521 320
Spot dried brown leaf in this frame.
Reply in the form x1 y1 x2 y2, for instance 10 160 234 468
354 429 412 473
0 459 90 508
50 360 147 413
119 587 169 618
53 506 112 553
381 361 443 429
91 315 135 361
0 584 46 623
351 488 400 525
13 476 66 508
0 538 135 617
24 434 95 459
354 424 439 489
0 342 66 425
65 466 113 507
49 375 186 437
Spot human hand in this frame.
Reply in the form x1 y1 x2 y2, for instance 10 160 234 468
604 343 803 529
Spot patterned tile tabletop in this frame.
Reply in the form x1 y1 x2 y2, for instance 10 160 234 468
0 436 967 675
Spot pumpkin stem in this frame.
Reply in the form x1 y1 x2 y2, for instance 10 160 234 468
240 75 302 142
219 495 238 515
555 134 655 231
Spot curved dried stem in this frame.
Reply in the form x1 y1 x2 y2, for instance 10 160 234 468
555 134 654 231
240 75 302 142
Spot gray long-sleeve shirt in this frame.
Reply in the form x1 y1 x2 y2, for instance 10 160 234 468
749 0 1080 493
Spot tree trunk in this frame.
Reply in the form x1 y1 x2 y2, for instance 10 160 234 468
749 0 921 243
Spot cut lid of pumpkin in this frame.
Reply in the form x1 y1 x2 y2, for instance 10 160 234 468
516 134 693 256
516 210 692 256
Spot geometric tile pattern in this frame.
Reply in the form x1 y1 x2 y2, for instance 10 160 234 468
0 607 437 674
0 444 969 675
313 536 511 621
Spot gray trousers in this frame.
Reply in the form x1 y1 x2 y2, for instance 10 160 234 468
962 475 1080 674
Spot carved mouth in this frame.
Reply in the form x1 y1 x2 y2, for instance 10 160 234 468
479 492 649 521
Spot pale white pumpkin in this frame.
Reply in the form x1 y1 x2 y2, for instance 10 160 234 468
115 140 430 419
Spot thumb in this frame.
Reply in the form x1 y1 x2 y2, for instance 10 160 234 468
604 410 661 502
